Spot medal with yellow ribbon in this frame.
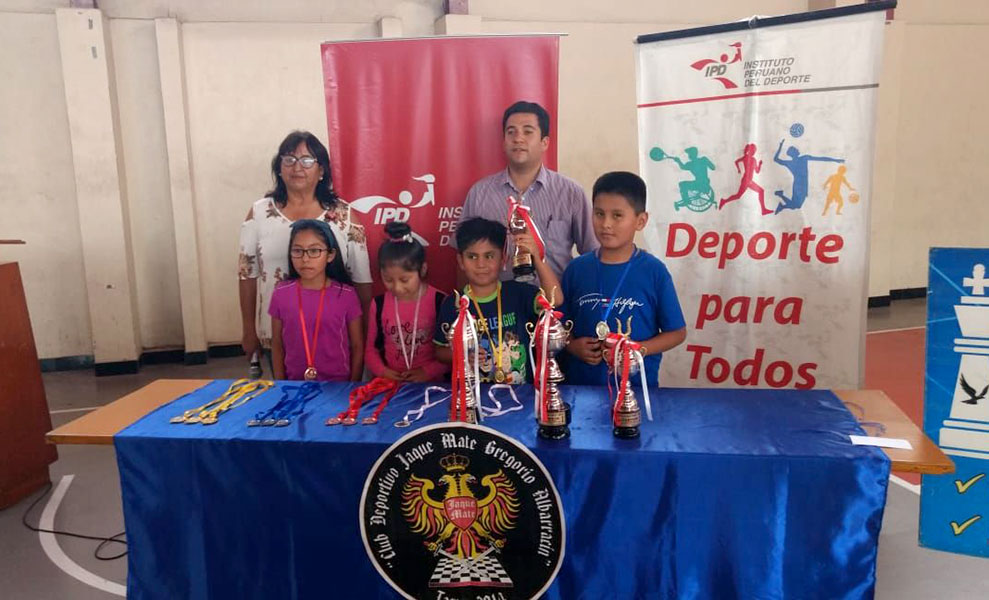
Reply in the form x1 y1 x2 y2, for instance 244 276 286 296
170 379 274 425
467 283 505 383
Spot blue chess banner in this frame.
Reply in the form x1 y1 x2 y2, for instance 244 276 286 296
920 247 989 557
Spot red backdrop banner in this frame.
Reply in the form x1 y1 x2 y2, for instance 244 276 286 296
321 35 560 294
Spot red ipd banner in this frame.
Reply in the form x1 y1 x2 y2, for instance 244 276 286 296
322 36 560 294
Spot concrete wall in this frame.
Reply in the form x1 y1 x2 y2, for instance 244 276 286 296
1 0 986 361
0 12 92 359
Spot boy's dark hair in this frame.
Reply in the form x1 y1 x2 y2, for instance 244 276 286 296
286 219 352 285
592 171 647 214
456 218 507 253
502 101 550 139
378 221 426 273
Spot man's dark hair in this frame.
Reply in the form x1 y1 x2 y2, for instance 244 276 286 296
502 101 550 139
456 218 507 253
592 171 647 214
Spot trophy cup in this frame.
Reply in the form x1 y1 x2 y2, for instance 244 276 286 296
509 210 536 282
528 294 572 439
444 295 481 424
603 318 645 439
505 195 539 283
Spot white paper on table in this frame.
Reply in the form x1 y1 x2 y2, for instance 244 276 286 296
849 435 913 450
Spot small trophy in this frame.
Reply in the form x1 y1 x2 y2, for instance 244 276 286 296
603 318 645 439
444 294 481 424
528 292 572 439
507 197 536 283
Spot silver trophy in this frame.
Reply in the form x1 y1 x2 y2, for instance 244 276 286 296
528 300 572 439
443 303 481 424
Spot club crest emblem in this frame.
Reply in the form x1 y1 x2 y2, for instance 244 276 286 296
360 423 565 599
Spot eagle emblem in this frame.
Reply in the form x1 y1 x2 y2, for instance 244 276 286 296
402 453 520 588
959 374 988 405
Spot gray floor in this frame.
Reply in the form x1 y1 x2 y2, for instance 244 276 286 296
1 298 986 599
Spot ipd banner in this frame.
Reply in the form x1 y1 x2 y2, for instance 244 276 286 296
921 247 989 558
322 36 560 294
636 4 890 389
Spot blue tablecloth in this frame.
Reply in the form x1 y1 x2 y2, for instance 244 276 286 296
115 381 889 599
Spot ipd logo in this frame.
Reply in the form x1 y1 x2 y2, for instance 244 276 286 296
351 173 435 225
690 42 742 89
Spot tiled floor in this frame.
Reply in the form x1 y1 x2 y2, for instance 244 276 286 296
1 297 986 599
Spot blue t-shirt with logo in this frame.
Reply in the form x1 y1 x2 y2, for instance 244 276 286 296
560 248 686 387
434 281 539 384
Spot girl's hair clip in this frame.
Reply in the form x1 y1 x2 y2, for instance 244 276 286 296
391 233 414 244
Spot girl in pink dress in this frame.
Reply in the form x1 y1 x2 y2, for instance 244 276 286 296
269 220 364 381
366 222 447 382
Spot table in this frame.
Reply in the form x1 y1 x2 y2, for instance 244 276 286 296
47 380 954 475
47 380 930 599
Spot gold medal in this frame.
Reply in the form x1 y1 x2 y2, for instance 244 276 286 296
304 366 318 381
595 321 610 340
494 368 506 383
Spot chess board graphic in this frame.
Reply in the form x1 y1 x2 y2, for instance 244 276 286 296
428 554 513 588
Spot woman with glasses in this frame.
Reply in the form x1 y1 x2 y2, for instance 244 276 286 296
238 131 372 372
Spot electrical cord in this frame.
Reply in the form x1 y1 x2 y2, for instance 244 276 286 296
20 482 128 561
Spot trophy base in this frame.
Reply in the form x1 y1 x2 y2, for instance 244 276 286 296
513 264 536 283
538 424 570 440
613 425 640 439
538 403 571 440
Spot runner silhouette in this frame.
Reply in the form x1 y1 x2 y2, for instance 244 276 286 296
720 143 769 215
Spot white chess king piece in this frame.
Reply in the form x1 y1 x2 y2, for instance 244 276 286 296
939 263 989 459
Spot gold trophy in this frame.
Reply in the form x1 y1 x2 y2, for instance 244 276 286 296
604 318 643 439
509 203 536 283
528 293 572 439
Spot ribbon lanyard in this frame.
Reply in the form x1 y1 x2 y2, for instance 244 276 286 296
393 286 424 371
394 384 522 428
297 283 328 377
468 284 504 381
395 385 450 427
596 248 638 331
481 384 523 418
328 377 401 426
248 382 321 427
170 379 274 425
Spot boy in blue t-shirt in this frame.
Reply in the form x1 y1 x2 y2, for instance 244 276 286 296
435 217 562 384
561 171 686 387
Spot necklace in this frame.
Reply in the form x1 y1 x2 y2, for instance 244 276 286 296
467 283 505 383
393 284 424 371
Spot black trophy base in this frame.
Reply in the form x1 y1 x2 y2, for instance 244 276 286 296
538 423 570 440
613 425 640 439
513 264 535 282
537 403 571 440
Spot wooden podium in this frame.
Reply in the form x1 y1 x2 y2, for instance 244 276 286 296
0 261 57 508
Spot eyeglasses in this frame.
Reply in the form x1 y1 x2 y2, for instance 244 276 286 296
290 247 330 258
281 155 318 169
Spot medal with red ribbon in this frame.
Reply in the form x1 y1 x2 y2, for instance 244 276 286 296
326 377 402 426
297 283 327 381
